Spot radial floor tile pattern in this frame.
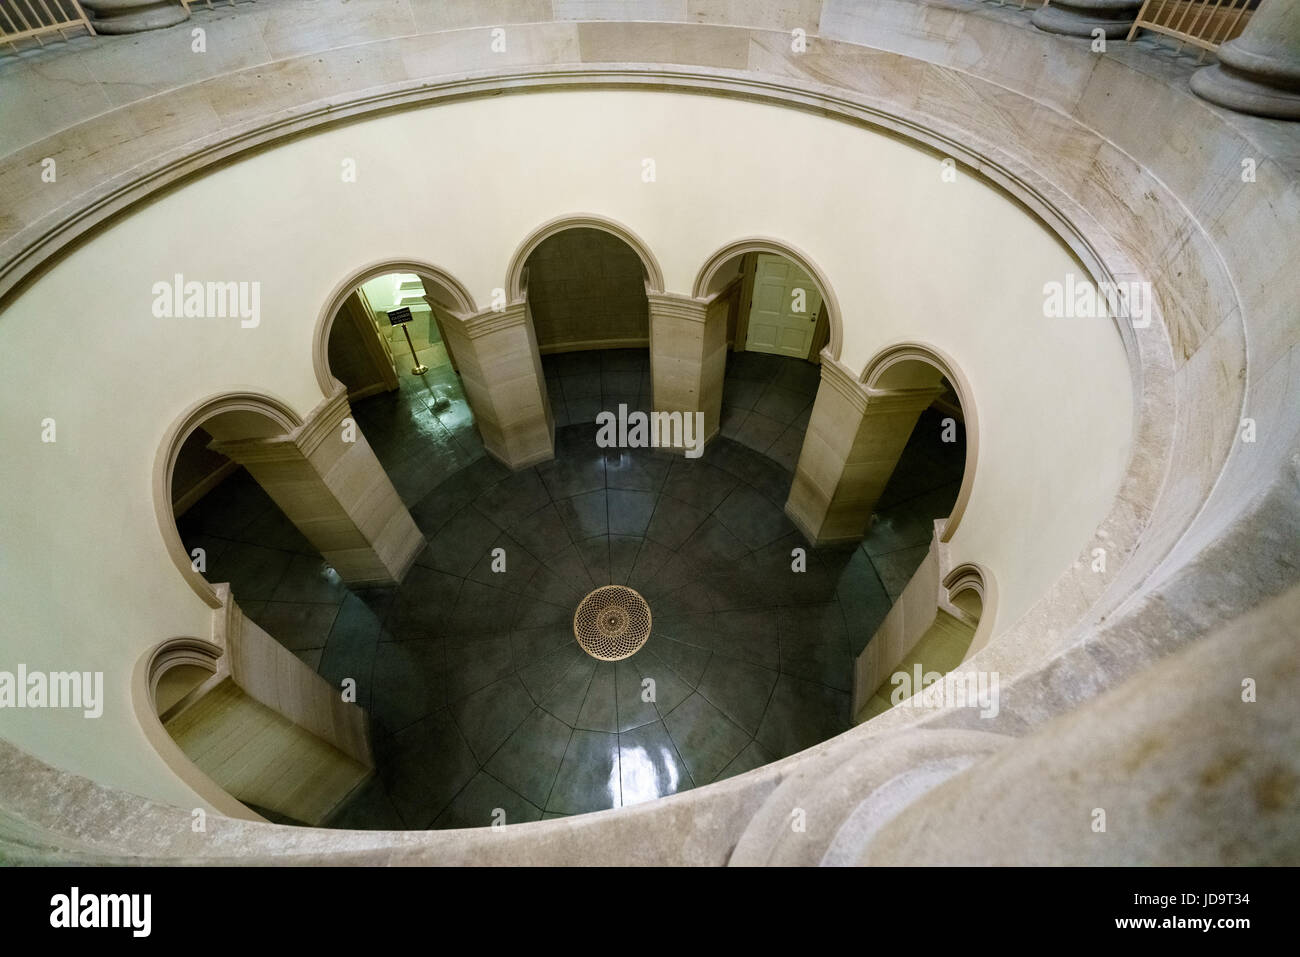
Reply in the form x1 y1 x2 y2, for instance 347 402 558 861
334 420 865 829
179 347 964 829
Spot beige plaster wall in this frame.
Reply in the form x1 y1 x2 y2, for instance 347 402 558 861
0 88 1131 808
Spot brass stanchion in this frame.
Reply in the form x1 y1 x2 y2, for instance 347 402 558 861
401 323 429 376
388 306 428 376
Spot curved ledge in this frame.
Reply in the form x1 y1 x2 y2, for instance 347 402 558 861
729 727 1012 866
0 1 1293 864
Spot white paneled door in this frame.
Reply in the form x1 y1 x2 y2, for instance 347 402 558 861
744 253 822 358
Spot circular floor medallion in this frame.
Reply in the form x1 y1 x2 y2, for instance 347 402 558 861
573 585 652 661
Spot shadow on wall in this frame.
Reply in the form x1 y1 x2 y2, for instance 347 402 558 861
525 228 650 352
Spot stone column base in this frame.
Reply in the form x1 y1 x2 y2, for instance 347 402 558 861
1189 1 1300 124
1191 64 1300 120
82 0 189 34
1031 1 1142 40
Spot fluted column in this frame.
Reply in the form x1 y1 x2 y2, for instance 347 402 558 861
647 292 726 449
80 0 189 34
1191 2 1300 120
438 302 555 468
786 357 944 546
210 388 424 587
1032 0 1143 39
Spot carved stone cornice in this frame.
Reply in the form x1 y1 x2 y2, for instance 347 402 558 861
647 293 709 324
459 303 528 340
863 385 947 415
817 354 871 416
291 385 352 457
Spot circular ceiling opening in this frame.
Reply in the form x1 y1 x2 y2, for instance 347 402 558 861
574 585 652 661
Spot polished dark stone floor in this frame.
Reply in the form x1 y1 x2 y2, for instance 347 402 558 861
546 348 820 474
178 346 963 829
717 350 821 473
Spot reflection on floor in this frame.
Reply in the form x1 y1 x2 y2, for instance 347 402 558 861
178 347 964 829
719 350 821 472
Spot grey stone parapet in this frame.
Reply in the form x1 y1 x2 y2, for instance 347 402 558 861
80 0 189 35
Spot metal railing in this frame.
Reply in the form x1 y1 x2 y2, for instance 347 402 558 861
980 0 1254 54
1127 0 1259 53
0 0 94 51
0 0 1258 60
0 0 260 54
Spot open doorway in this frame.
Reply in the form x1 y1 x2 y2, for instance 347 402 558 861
325 269 483 506
861 394 968 600
521 226 652 427
169 404 347 670
696 248 832 472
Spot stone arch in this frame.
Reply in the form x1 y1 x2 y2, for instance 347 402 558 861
130 635 261 821
154 392 304 607
312 259 478 397
506 214 665 302
145 635 223 717
943 562 997 658
944 563 988 617
861 342 979 543
692 237 843 361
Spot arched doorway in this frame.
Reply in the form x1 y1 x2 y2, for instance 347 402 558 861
852 563 994 725
506 214 663 303
692 240 841 474
155 394 385 825
858 344 977 547
512 219 657 432
318 264 485 508
786 343 976 550
158 392 304 608
160 379 424 674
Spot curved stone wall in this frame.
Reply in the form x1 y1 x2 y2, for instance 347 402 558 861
0 0 1295 863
